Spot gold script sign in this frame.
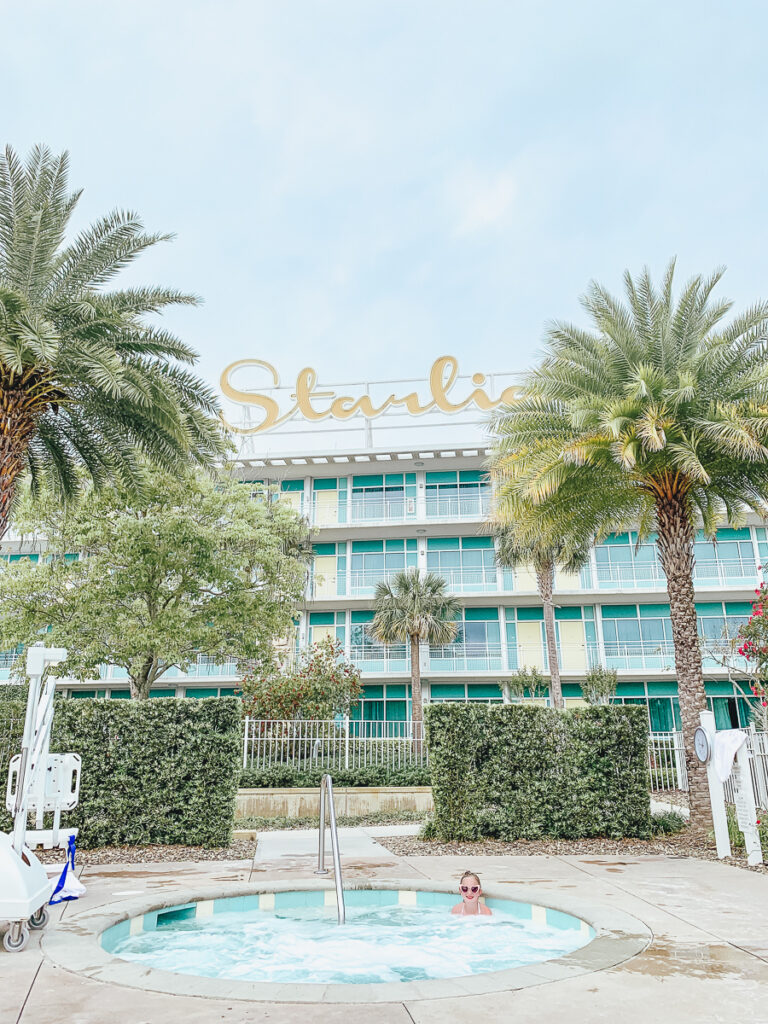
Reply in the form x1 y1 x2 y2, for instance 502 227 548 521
220 355 517 435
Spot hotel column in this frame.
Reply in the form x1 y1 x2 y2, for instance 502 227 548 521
498 605 509 672
416 469 427 522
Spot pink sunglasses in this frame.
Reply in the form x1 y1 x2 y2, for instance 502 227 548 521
460 885 479 894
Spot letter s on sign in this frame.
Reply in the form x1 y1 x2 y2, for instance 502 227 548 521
219 360 282 434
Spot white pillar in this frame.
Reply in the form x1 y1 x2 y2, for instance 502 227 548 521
701 709 732 859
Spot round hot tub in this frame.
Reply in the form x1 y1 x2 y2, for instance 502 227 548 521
101 888 594 986
41 880 652 1003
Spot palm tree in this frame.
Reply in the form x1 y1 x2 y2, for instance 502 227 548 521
493 520 590 709
491 260 768 829
0 145 228 538
369 568 461 734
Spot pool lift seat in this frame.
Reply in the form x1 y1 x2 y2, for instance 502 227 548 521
314 773 346 924
0 645 81 952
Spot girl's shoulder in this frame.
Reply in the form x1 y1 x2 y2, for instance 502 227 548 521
450 903 464 914
479 903 492 916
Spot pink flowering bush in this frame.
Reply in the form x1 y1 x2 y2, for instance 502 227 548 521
736 576 768 724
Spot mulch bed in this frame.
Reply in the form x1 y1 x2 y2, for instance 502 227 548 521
376 833 768 874
32 830 767 875
35 839 258 866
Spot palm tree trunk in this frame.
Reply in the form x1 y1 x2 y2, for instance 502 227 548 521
0 370 42 540
655 491 712 830
537 561 563 709
409 633 423 747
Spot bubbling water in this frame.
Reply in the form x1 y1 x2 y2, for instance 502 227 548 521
111 903 589 985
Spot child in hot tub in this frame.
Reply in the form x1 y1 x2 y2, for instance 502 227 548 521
451 870 492 916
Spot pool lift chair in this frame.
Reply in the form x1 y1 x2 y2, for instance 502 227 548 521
0 645 81 952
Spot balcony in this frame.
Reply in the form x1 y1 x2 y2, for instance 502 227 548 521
428 642 503 672
593 558 758 590
310 497 414 528
425 493 491 521
349 643 410 673
431 567 498 593
310 567 500 599
98 658 239 681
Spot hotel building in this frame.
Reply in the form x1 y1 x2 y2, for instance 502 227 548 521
0 359 761 732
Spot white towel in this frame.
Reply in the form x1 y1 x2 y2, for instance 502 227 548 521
713 729 747 783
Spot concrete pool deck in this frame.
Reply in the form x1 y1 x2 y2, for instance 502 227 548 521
2 828 767 1023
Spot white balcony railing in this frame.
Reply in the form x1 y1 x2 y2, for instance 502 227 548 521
429 642 504 671
425 493 491 521
430 567 499 593
349 498 413 524
349 643 410 673
594 558 757 589
98 658 239 682
310 568 500 598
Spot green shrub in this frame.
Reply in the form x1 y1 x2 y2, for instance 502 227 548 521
651 809 687 835
239 763 431 788
0 697 241 848
725 803 768 850
425 703 651 841
0 683 28 701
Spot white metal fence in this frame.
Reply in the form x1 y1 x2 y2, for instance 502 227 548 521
242 719 767 805
242 718 428 770
648 729 768 809
648 731 688 793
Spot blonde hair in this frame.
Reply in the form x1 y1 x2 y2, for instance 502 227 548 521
460 870 481 888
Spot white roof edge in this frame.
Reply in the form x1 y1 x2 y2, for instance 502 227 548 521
223 445 491 470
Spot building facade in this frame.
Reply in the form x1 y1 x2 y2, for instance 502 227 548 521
1 359 762 732
3 441 761 733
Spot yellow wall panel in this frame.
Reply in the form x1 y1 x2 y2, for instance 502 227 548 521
514 565 538 592
516 621 544 670
559 620 587 672
313 555 338 597
314 490 338 525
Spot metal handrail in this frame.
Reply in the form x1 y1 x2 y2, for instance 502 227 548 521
314 773 346 924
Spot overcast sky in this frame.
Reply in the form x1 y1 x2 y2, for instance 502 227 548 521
3 1 767 398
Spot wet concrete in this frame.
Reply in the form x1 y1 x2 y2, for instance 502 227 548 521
1 842 767 1023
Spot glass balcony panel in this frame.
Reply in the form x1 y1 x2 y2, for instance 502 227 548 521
428 642 503 671
349 643 409 673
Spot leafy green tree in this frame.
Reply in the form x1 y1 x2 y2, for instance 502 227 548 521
500 666 548 703
369 568 461 732
0 145 228 540
0 468 310 698
494 519 590 709
490 260 768 828
582 665 619 706
240 637 362 720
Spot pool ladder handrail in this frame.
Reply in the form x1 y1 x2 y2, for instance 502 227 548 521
314 773 346 924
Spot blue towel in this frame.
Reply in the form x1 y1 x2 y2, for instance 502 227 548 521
50 835 85 904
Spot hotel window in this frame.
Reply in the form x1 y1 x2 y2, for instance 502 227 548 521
426 537 496 592
349 611 408 672
350 474 416 521
694 528 755 583
697 601 751 666
350 540 416 595
308 611 345 647
425 471 490 518
600 605 674 670
593 533 661 587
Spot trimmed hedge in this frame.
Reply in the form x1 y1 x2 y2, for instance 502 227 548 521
239 764 431 789
0 697 241 848
425 703 651 840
